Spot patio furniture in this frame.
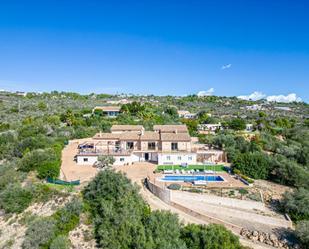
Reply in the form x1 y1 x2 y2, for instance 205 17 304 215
194 180 207 186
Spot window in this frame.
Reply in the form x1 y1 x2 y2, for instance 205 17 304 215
188 156 192 161
115 141 120 149
83 158 88 162
171 142 178 151
166 156 171 161
148 142 156 150
177 156 182 160
120 158 125 162
127 142 134 150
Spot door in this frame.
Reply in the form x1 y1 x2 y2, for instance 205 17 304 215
144 153 149 161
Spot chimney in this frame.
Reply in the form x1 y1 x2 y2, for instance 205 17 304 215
99 131 102 137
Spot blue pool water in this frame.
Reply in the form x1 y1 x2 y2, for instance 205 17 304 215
160 175 224 182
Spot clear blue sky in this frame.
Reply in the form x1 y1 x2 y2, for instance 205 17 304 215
0 0 309 101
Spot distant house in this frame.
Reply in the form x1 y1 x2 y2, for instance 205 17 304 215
106 99 132 105
15 91 27 97
92 106 121 117
177 110 197 119
274 106 291 111
244 104 264 111
197 123 223 134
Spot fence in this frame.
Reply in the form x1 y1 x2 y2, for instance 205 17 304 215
145 177 171 204
47 178 80 186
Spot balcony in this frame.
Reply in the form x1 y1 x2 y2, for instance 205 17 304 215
78 148 132 156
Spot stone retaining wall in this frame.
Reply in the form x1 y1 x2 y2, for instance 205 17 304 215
145 178 171 203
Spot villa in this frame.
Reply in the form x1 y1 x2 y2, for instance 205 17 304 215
76 124 224 166
198 123 223 134
177 110 197 119
92 106 121 117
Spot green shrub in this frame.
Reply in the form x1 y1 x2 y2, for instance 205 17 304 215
187 188 203 193
181 223 244 249
232 152 271 179
0 183 33 213
22 199 82 249
32 183 66 203
50 235 71 249
0 163 26 191
144 210 187 249
281 188 309 221
22 217 57 249
37 160 60 179
52 198 82 235
83 170 150 249
295 220 309 248
167 183 181 190
238 188 248 195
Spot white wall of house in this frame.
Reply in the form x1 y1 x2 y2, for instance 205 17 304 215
77 155 98 165
133 152 158 162
158 153 197 165
113 154 140 165
77 154 142 166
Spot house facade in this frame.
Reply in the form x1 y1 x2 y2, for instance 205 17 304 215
197 123 223 134
92 106 121 117
76 124 200 166
177 110 197 119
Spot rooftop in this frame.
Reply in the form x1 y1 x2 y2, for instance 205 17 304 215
153 125 188 133
93 106 121 112
160 132 191 141
111 125 144 132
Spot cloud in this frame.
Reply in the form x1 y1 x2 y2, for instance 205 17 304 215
237 91 266 101
238 91 302 103
221 64 232 70
266 93 302 103
197 88 215 97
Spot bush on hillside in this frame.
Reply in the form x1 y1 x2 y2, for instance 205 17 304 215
295 220 309 248
281 188 309 221
50 235 71 249
144 210 187 249
22 217 57 249
0 183 33 213
232 152 270 179
181 223 244 249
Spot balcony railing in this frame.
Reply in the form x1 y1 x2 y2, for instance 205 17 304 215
78 148 133 156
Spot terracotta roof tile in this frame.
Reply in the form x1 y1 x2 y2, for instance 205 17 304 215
111 125 144 132
160 133 191 141
153 125 188 133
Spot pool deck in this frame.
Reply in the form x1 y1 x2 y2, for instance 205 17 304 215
152 172 247 189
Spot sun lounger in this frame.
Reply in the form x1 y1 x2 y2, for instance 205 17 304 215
163 170 174 174
194 180 207 185
204 170 214 174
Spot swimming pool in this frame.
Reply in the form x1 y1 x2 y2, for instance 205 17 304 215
160 175 225 182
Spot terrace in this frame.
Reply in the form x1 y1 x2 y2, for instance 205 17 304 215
78 148 133 156
157 164 227 172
